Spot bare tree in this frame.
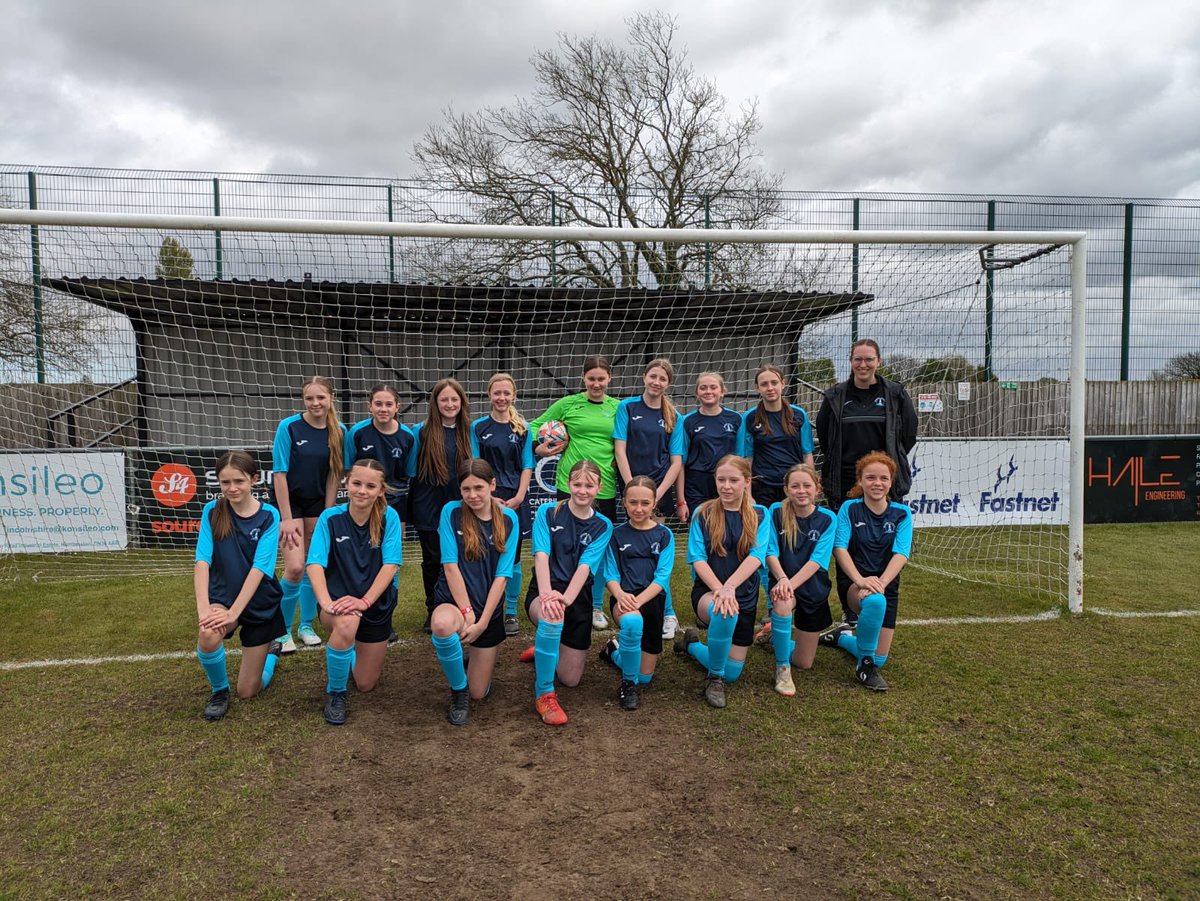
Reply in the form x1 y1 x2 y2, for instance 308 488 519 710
0 193 100 378
1153 352 1200 380
408 13 789 290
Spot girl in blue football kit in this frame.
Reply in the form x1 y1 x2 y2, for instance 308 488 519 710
613 357 684 639
600 476 674 711
738 363 815 508
765 463 837 698
470 373 534 638
345 382 416 518
429 459 521 726
308 459 402 725
271 376 346 652
822 451 912 692
407 378 473 633
194 451 285 721
520 459 613 727
674 371 742 522
676 455 770 709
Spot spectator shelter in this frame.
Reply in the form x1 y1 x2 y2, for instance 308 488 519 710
46 277 870 447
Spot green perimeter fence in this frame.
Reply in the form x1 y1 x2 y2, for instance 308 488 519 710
2 163 1198 385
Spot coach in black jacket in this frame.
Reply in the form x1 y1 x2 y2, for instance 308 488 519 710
815 339 918 510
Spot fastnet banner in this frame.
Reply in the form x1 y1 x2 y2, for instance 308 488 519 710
904 439 1069 527
0 452 128 552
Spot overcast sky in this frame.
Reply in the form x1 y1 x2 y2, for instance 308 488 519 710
1 0 1197 197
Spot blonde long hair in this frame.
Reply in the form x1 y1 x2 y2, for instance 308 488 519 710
698 455 757 559
458 458 509 562
644 358 677 433
487 372 528 438
302 376 344 484
779 463 822 550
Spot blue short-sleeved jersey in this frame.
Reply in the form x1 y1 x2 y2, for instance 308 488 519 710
195 499 283 621
833 499 913 577
737 406 814 488
272 414 344 500
433 501 520 613
531 502 613 587
766 503 836 605
406 423 464 533
470 416 534 493
601 521 675 596
612 397 685 487
307 504 403 628
345 419 415 502
687 503 770 612
679 408 742 474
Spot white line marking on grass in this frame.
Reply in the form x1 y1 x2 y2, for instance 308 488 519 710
0 641 422 672
903 609 1062 627
4 609 1198 671
1090 607 1200 619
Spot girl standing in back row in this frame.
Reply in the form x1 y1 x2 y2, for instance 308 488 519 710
471 373 534 637
271 376 345 653
407 378 473 634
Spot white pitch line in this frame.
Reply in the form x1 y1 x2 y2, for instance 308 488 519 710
3 608 1198 672
902 608 1062 627
1089 607 1200 619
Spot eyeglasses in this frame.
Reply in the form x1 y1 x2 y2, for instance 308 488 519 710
851 357 878 364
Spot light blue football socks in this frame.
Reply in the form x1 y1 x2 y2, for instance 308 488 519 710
618 613 643 682
325 644 354 693
533 619 564 696
197 646 229 692
432 633 468 691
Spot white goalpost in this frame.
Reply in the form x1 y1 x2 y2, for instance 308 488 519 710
0 208 1086 613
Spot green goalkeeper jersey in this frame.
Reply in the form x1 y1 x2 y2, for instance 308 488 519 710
530 392 620 499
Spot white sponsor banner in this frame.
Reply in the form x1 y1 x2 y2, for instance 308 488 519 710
905 439 1068 527
0 452 127 552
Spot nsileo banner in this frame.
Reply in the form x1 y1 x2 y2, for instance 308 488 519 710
0 452 127 552
904 439 1069 527
130 447 272 548
1085 436 1200 523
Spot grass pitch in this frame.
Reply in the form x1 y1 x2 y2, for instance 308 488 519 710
1 523 1197 899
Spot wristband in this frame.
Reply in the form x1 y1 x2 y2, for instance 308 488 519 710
676 501 687 509
459 606 471 618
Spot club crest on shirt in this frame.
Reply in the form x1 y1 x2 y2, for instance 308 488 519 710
874 397 886 407
391 447 402 458
723 423 736 432
883 521 896 534
650 541 661 554
808 529 821 543
250 527 261 541
508 433 519 444
579 532 593 546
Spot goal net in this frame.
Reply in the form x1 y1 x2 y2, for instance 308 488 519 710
0 210 1083 608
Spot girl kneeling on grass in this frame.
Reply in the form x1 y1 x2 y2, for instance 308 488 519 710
308 459 402 725
430 459 521 727
194 451 285 722
764 463 837 697
820 451 912 692
519 459 613 726
599 476 675 711
675 455 770 709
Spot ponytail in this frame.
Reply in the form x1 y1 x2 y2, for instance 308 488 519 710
301 376 344 484
645 358 677 432
487 372 528 438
